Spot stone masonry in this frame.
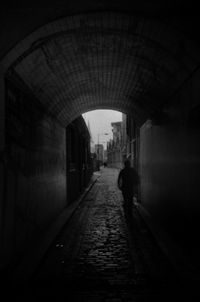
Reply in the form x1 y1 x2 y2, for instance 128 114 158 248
26 168 186 300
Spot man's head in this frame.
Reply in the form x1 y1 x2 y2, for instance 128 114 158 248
124 159 131 168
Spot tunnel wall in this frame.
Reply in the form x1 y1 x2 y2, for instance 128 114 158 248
66 117 93 204
4 80 67 263
0 70 5 265
140 70 200 245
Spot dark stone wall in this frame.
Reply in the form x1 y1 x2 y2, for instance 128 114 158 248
66 117 92 204
4 80 66 262
139 70 200 248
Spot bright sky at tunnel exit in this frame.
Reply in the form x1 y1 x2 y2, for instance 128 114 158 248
82 110 122 149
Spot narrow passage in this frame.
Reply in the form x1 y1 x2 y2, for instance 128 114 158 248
31 168 180 300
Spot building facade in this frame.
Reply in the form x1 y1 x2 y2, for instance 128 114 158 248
107 121 123 169
94 143 104 170
66 116 93 204
122 113 140 171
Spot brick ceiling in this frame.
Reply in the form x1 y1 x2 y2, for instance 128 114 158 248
3 12 200 125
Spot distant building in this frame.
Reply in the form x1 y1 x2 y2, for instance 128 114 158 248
107 115 140 170
112 121 122 143
87 120 95 153
95 144 104 164
120 113 140 197
107 121 123 168
123 113 139 170
121 113 127 162
66 116 93 204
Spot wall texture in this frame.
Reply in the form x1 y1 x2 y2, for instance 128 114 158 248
66 116 92 204
4 80 67 263
139 70 200 248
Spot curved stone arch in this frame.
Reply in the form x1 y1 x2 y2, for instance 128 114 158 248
1 12 198 70
59 98 144 126
1 12 200 127
1 14 197 74
67 104 127 126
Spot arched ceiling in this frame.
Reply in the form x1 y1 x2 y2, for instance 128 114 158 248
2 10 200 126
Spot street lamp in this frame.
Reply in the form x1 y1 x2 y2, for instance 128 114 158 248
97 132 109 170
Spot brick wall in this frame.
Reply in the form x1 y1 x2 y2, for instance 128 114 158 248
4 80 67 263
66 117 92 204
139 70 200 246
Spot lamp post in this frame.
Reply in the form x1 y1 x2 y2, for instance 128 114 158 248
97 132 109 170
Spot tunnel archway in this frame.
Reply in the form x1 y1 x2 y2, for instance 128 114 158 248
1 11 200 274
2 12 199 126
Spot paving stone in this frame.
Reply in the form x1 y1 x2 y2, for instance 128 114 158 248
32 168 185 300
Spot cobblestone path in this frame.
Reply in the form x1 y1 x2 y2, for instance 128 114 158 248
32 168 179 301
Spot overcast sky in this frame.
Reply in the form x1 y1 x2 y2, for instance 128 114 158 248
82 110 122 148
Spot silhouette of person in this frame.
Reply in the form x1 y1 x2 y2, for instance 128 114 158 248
117 159 139 221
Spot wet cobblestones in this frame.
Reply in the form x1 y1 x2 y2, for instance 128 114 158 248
32 168 180 300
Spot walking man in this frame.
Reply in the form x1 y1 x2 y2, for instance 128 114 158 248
117 159 139 222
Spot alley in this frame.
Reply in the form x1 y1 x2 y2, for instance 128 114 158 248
20 167 184 301
2 6 200 301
